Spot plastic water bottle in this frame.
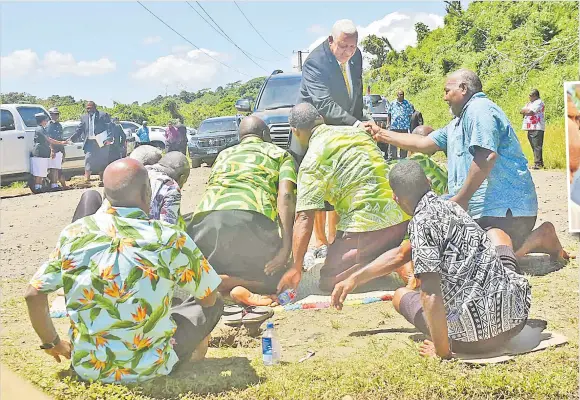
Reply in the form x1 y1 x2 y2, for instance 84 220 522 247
262 321 280 365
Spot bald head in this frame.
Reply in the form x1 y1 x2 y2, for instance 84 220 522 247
239 116 269 140
103 158 151 212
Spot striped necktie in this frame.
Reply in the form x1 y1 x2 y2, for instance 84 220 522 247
340 63 351 97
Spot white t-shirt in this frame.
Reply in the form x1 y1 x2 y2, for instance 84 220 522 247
522 99 545 131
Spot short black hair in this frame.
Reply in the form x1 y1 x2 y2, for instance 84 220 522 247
388 160 430 203
289 103 320 130
530 89 540 98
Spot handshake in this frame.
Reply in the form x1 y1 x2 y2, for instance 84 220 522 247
360 121 387 143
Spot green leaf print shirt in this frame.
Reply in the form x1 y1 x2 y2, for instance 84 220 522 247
29 203 221 383
385 153 449 196
296 124 410 233
195 136 297 222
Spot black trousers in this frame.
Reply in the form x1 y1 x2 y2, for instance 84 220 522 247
388 129 409 160
71 190 224 365
527 130 544 167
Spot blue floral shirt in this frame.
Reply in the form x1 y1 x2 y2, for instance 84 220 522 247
29 203 221 383
430 92 538 219
388 99 414 130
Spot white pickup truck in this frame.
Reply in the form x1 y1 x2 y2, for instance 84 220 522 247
1 104 86 188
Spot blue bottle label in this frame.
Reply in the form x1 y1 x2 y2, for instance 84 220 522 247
262 337 273 355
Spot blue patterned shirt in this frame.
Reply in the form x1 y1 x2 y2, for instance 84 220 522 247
430 92 538 219
388 99 414 130
29 203 221 383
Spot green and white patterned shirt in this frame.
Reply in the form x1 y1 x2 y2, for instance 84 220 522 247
195 136 297 222
296 124 409 233
29 203 221 383
386 153 449 196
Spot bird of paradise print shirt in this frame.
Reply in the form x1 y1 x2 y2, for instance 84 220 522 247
29 203 221 383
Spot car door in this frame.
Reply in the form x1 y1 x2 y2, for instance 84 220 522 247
0 109 29 175
61 123 86 170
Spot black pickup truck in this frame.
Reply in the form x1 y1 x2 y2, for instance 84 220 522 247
235 70 301 150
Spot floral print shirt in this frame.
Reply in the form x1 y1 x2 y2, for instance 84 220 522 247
522 99 545 131
147 168 182 226
388 99 414 130
29 203 221 383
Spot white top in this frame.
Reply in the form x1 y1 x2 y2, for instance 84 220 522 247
522 99 545 131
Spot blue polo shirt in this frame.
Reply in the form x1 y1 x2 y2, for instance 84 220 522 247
429 92 538 219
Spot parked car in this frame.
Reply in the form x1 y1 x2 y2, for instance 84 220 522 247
235 70 302 149
363 94 390 128
0 104 89 191
188 116 241 168
137 125 167 150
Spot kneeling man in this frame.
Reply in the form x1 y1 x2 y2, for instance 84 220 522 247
287 103 410 292
189 116 297 305
390 160 531 358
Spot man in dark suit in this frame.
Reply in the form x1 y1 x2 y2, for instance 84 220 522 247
71 101 113 185
298 19 364 126
295 19 366 262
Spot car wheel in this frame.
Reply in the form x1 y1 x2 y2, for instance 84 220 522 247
190 158 202 168
205 159 214 167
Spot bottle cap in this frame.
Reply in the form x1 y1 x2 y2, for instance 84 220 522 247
266 321 274 329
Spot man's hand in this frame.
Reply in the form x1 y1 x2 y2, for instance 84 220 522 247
276 268 302 294
103 140 113 146
419 339 452 359
264 248 290 276
450 195 469 211
360 121 376 135
45 340 72 363
51 151 56 159
331 277 357 310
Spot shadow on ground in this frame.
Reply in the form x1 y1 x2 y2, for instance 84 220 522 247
57 356 260 398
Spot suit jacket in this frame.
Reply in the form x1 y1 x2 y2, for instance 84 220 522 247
71 110 113 151
298 39 363 126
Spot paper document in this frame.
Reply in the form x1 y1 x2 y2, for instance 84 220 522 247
94 131 109 147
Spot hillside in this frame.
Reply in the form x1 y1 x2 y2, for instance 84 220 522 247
1 77 266 129
365 1 579 168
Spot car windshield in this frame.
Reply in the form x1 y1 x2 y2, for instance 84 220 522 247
16 106 49 128
120 122 137 131
199 119 237 134
256 76 301 111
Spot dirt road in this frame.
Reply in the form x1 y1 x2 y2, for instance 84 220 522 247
1 168 577 280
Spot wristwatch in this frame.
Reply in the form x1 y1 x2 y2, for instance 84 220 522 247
40 335 61 350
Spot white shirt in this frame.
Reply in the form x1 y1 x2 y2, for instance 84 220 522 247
88 113 95 139
522 99 545 131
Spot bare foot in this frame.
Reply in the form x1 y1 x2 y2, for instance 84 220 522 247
230 286 277 306
190 334 210 362
553 248 573 264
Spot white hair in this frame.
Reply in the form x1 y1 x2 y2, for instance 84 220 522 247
332 19 357 39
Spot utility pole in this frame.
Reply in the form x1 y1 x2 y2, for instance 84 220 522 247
293 50 310 71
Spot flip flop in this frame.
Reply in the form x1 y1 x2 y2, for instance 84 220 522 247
222 306 274 328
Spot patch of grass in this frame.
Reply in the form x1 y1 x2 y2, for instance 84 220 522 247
1 256 577 399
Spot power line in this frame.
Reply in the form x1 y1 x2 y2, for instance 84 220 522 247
136 1 250 78
233 1 287 59
186 1 270 70
193 2 284 63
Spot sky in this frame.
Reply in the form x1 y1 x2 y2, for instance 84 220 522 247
1 1 455 107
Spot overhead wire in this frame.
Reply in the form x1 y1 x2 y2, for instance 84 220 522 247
233 1 287 59
136 1 250 77
186 2 271 69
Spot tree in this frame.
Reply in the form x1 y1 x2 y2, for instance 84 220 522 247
415 22 430 43
361 34 396 69
444 1 462 16
161 99 183 123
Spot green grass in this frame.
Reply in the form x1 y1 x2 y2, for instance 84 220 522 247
2 252 578 400
1 180 27 190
